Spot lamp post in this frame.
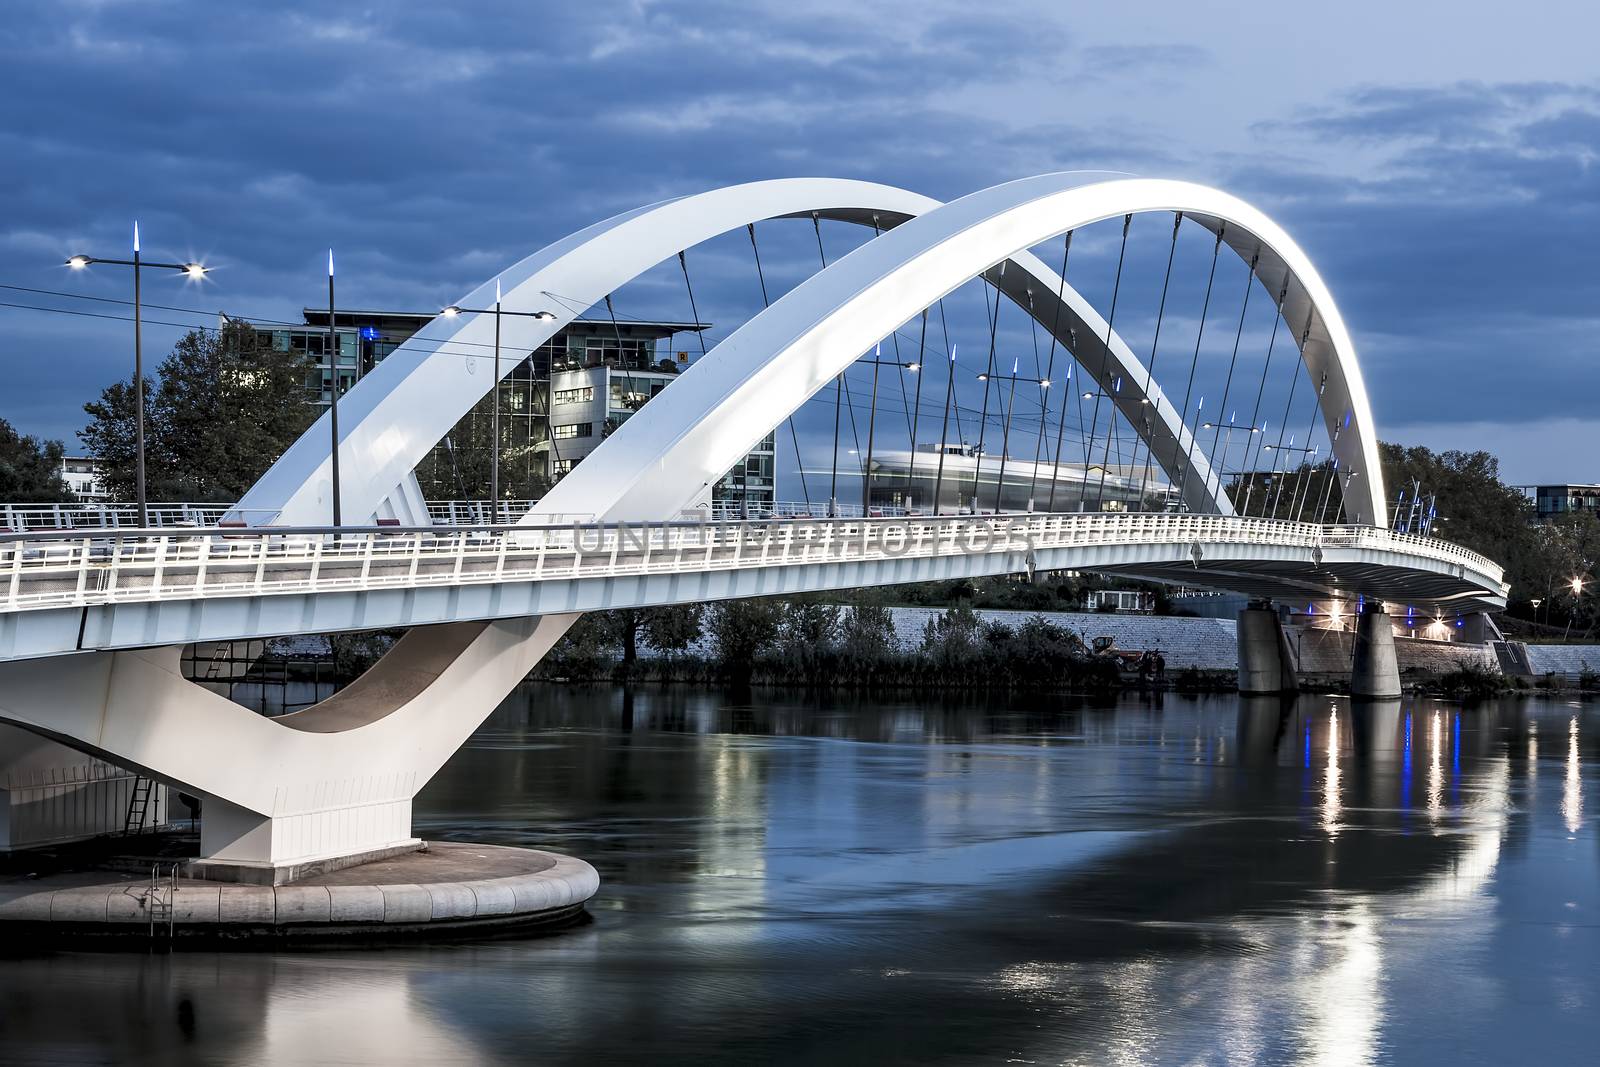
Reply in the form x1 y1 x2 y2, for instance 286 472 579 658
442 298 558 520
66 223 208 528
326 250 342 527
976 365 1050 513
856 353 920 515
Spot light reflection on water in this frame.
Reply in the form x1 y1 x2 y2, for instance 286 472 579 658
1 687 1597 1066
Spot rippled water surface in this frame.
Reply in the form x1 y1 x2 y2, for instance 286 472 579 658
3 686 1598 1065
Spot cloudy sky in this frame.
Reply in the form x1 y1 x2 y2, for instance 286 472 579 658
1 0 1595 485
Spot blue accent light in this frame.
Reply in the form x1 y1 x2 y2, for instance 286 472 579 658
1402 712 1413 810
359 326 380 341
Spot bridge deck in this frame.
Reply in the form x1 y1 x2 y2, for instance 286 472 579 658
0 513 1506 663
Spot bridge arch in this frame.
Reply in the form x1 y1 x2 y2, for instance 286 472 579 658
537 173 1386 527
237 176 1234 525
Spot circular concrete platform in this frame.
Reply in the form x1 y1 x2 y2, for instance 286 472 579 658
0 842 598 946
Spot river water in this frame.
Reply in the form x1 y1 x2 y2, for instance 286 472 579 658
2 686 1596 1065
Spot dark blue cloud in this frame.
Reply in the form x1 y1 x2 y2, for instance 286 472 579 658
0 1 1594 492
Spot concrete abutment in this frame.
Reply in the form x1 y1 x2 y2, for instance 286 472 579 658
1236 603 1299 694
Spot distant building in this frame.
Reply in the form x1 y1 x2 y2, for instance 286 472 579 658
58 455 105 501
1527 483 1600 522
244 309 774 511
864 444 1172 515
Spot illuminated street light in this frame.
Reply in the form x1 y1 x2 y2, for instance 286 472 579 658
437 296 562 514
62 223 211 528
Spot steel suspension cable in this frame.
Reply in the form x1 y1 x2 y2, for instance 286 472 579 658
994 355 1021 512
1236 276 1289 515
1086 215 1133 513
1206 249 1262 493
1264 320 1313 518
910 309 928 507
811 214 865 512
932 333 958 515
871 216 917 444
1045 232 1077 512
1173 224 1225 509
970 265 1004 510
748 222 810 509
1289 370 1328 522
1134 212 1183 510
1026 286 1059 507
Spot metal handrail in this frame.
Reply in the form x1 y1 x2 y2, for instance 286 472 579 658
0 512 1505 616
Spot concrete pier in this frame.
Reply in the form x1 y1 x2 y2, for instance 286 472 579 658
0 842 597 945
1351 602 1402 700
1236 603 1299 694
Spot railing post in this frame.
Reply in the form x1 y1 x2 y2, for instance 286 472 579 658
150 536 170 600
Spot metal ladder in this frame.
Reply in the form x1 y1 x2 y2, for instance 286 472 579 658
124 776 155 835
147 862 178 944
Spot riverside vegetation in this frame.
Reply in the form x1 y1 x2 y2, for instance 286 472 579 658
530 598 1127 692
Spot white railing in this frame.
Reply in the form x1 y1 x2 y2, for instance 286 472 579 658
0 512 1504 616
0 503 243 531
0 501 544 531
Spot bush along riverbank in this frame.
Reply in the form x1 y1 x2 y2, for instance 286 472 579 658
531 601 1141 692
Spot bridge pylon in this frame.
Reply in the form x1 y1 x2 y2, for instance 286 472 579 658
1236 601 1300 695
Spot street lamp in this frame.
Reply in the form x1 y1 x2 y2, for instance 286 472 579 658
440 294 559 518
66 222 209 528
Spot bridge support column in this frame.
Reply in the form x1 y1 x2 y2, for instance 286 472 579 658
1351 602 1402 700
190 794 420 885
1237 602 1298 694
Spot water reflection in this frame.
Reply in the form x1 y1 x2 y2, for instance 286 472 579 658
1565 717 1582 834
0 688 1595 1065
1324 709 1342 836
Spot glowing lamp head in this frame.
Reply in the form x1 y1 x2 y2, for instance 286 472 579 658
976 373 988 381
441 305 462 318
182 262 208 280
533 310 558 321
1038 378 1050 388
66 255 91 269
905 362 920 372
1573 577 1585 596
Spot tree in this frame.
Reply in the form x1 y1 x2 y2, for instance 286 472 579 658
839 604 897 660
643 604 704 655
0 418 72 503
777 602 840 678
707 599 783 681
80 319 315 501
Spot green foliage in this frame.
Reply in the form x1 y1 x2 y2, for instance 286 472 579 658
0 418 71 503
775 602 841 679
541 615 613 681
1434 662 1510 698
707 599 784 680
600 604 706 670
79 320 315 501
643 604 704 655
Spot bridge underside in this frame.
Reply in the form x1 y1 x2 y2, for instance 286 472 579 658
1092 557 1500 611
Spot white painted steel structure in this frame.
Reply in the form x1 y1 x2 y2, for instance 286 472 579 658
0 174 1445 876
0 514 1506 662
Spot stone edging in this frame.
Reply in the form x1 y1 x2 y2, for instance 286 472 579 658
0 846 598 940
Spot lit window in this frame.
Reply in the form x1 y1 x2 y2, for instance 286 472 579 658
552 423 593 440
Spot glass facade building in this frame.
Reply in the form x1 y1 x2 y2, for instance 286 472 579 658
249 310 775 511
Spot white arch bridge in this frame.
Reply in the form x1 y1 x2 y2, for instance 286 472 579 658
0 174 1506 879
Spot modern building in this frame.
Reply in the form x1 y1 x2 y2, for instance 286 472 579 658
57 455 106 501
247 309 773 511
864 444 1172 514
1527 483 1600 522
